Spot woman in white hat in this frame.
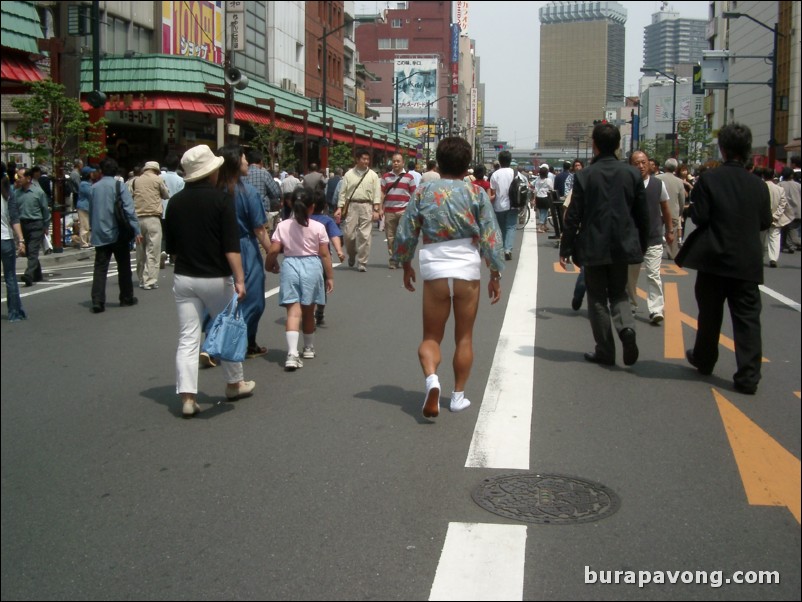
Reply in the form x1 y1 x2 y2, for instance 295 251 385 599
164 144 255 417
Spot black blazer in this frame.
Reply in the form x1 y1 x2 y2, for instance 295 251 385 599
560 154 650 267
675 162 771 284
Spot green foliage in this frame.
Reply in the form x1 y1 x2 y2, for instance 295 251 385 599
639 138 657 163
250 122 296 172
3 80 106 167
681 117 713 166
328 143 354 172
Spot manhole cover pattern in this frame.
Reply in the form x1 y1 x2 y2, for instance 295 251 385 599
472 473 621 525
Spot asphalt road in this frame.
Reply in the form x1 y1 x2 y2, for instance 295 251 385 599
1 225 800 601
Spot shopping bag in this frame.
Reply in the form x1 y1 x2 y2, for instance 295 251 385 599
201 294 247 362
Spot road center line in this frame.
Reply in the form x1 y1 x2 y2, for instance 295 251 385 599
429 522 527 601
466 225 538 470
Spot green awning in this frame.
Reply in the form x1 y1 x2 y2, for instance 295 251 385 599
1 1 44 54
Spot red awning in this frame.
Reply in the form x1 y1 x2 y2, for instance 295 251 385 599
1 54 45 83
79 93 411 152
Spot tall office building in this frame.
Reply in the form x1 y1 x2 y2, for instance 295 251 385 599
643 7 707 75
538 1 627 148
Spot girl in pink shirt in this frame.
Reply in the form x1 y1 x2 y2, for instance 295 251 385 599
266 188 334 370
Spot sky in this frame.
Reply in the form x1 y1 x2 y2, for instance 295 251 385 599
355 1 709 148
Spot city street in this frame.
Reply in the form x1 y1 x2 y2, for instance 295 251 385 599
2 224 800 601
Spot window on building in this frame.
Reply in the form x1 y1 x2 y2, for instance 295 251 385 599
132 25 152 54
391 19 402 28
378 38 409 49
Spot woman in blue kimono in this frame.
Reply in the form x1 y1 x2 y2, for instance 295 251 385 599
218 144 271 358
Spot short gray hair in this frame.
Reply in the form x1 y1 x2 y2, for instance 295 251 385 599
664 158 678 172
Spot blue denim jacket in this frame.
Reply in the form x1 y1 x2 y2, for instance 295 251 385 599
89 176 140 246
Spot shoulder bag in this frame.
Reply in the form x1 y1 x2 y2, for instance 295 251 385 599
340 170 370 222
202 294 247 363
114 181 136 242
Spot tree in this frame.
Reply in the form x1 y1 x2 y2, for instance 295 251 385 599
680 116 713 166
3 80 106 168
328 143 354 172
639 138 657 163
250 121 297 172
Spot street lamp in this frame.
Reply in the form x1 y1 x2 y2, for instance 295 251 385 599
426 94 455 161
722 11 780 169
641 67 678 158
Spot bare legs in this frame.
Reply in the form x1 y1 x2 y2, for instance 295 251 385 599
286 302 316 335
418 278 481 390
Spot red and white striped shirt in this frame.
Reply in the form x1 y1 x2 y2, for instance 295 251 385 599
381 170 417 213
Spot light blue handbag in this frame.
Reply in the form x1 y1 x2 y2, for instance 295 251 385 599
202 294 247 363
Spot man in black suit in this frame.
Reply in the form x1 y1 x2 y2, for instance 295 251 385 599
676 123 771 394
560 123 650 366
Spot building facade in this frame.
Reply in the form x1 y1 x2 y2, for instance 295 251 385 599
538 1 627 148
643 8 707 75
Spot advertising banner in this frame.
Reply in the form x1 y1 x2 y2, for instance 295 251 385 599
454 1 469 35
162 1 224 64
395 57 438 116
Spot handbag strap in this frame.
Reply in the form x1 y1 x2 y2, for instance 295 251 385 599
343 170 370 216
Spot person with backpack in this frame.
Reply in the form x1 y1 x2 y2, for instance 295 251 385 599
489 150 519 261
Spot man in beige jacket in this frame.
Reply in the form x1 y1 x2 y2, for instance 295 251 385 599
131 161 169 289
334 149 382 272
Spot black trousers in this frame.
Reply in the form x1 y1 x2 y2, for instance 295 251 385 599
91 238 135 306
692 272 762 389
20 219 44 283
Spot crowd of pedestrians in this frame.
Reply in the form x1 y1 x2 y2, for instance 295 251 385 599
2 120 799 412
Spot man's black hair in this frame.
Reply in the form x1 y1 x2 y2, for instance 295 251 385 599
498 150 512 167
592 123 621 155
718 122 752 163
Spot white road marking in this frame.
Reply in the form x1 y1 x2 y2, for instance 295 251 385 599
429 522 527 601
759 285 801 313
466 225 538 469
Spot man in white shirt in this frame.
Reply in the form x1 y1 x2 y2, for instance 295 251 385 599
489 151 517 261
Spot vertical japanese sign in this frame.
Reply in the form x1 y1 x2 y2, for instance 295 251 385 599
225 0 244 51
470 87 477 127
454 1 469 35
162 0 223 64
450 23 460 94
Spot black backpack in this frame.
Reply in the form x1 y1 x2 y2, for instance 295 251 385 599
508 173 529 209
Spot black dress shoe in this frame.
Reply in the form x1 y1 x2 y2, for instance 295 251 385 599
21 275 33 287
685 349 713 375
91 304 105 314
584 352 614 366
571 296 582 311
619 328 639 366
120 297 139 307
734 382 757 395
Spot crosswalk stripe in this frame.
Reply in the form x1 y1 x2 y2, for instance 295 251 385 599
429 522 527 601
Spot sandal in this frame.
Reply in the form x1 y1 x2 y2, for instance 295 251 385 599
246 345 268 358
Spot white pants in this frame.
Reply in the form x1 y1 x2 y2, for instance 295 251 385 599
174 274 244 394
627 244 664 315
761 226 781 262
136 216 162 288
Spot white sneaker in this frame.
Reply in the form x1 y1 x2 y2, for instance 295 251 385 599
160 251 167 269
285 353 304 371
450 394 471 412
302 346 316 359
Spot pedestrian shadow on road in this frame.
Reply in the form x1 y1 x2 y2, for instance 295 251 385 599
354 385 435 425
140 384 236 419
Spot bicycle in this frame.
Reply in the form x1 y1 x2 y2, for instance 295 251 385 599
516 202 530 229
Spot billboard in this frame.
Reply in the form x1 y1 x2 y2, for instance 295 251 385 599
454 1 469 35
162 0 224 64
395 57 438 116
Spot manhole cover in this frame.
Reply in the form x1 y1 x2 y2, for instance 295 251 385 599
472 473 620 525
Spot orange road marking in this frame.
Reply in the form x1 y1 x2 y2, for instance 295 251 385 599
662 282 685 359
713 388 801 524
637 287 769 363
552 261 580 274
